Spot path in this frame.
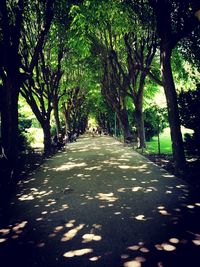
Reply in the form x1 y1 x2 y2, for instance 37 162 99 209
0 135 200 267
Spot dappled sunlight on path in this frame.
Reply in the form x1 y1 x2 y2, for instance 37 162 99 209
0 135 200 267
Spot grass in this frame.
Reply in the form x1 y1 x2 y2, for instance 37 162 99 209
146 128 172 154
27 127 44 148
145 127 193 154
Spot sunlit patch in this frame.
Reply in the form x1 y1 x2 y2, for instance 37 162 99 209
96 192 118 202
159 210 171 216
0 228 10 236
157 206 165 210
174 208 181 212
134 215 147 221
82 233 102 243
161 243 176 251
124 260 141 267
128 245 140 251
62 204 69 209
156 243 176 251
119 165 133 169
155 244 163 251
63 248 93 257
121 254 129 259
118 188 126 192
85 166 102 170
132 187 142 192
140 247 149 253
0 238 7 243
50 210 58 214
54 226 63 232
13 221 28 232
163 174 175 178
187 205 195 209
92 224 102 230
192 240 200 246
135 257 146 262
37 242 45 248
89 256 101 261
65 220 76 228
56 162 87 171
41 211 48 215
169 238 179 244
18 189 53 201
18 195 34 201
61 224 85 242
176 184 186 188
36 217 43 221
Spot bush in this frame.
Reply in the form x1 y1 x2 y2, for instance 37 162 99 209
18 113 34 153
144 106 168 141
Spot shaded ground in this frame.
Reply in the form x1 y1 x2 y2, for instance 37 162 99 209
0 135 200 267
145 153 200 191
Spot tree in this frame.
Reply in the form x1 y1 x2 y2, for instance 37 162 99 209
0 0 54 181
148 0 200 173
178 84 200 156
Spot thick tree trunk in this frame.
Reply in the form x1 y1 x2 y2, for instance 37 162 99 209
1 75 20 184
134 101 146 148
53 98 61 136
117 108 132 142
42 120 52 155
161 46 186 173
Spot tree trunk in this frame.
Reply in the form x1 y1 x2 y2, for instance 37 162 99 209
42 120 52 155
161 45 186 173
1 75 20 184
134 101 146 148
194 128 200 157
117 108 132 142
62 104 70 134
53 98 61 136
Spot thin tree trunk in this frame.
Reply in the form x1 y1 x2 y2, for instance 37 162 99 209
62 104 70 134
134 103 146 148
157 127 161 155
53 98 61 136
161 46 186 173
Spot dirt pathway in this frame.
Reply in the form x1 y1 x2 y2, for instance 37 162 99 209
0 135 200 267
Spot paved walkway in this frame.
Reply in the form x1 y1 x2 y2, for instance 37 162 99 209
0 135 200 267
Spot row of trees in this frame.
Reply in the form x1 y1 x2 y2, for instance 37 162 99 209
0 0 200 189
0 0 89 185
69 0 200 173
